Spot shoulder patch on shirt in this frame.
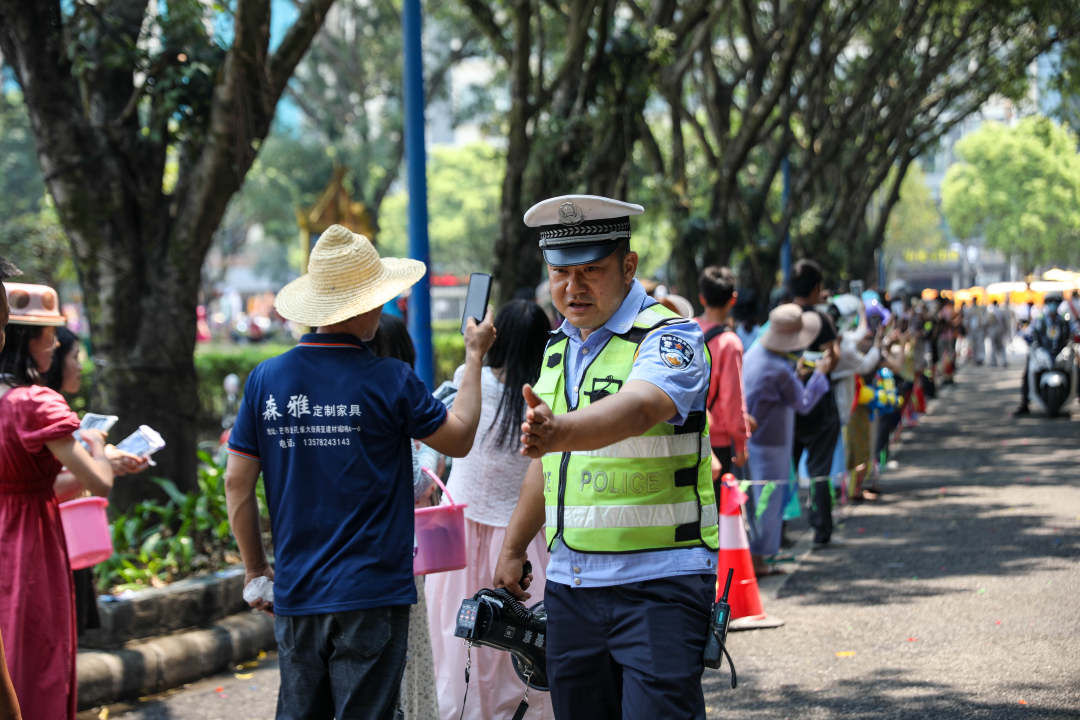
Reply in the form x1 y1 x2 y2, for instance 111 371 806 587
659 334 695 369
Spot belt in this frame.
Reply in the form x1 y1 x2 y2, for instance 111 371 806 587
0 484 55 498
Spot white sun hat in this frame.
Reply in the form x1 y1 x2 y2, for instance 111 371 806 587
5 282 66 326
659 293 695 318
274 224 426 327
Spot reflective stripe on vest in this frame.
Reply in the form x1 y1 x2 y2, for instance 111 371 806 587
547 501 719 531
575 434 712 460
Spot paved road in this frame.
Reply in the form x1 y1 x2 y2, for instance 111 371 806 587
705 364 1080 718
83 364 1080 719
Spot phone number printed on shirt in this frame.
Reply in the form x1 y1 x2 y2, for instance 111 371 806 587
261 393 362 449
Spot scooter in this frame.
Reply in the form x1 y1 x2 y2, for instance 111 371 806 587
1026 337 1079 417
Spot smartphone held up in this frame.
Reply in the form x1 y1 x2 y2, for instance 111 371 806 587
460 272 492 335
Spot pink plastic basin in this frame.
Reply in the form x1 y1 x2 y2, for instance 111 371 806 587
414 468 467 575
59 496 113 570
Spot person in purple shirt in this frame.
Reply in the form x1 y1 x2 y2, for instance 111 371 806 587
224 225 494 719
742 304 836 574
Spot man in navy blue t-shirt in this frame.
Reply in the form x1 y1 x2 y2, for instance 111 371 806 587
225 225 494 719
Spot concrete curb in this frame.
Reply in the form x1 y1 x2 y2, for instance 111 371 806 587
82 567 248 650
77 610 275 709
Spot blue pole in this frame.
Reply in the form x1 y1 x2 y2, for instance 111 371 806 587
403 0 434 388
781 154 792 285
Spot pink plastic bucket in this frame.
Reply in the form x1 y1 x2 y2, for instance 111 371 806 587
414 468 467 575
59 496 113 570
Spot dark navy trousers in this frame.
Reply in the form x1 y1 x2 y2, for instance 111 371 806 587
544 574 714 720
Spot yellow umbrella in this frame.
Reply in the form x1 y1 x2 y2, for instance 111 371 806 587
1042 268 1078 283
1031 281 1069 295
1009 288 1041 305
986 281 1027 304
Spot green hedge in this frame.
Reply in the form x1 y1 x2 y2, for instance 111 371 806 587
433 326 465 386
67 332 465 441
194 343 294 434
195 332 465 431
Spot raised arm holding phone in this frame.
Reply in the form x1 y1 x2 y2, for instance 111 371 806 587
223 225 494 717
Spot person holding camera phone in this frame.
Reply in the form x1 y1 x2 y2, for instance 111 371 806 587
493 195 720 720
224 226 495 719
0 280 118 720
425 299 555 720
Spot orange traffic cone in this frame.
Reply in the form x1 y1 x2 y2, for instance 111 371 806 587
716 474 784 631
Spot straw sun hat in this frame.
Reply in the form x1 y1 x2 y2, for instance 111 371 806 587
274 225 426 327
5 282 66 326
760 303 821 353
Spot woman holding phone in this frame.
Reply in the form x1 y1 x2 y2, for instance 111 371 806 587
0 283 114 718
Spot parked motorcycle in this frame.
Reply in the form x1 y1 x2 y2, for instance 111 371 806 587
1026 336 1079 417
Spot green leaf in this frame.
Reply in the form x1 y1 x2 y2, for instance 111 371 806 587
152 477 188 507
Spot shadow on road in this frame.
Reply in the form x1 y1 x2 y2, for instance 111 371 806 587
774 366 1080 609
703 365 1080 717
778 500 1080 607
703 669 1077 719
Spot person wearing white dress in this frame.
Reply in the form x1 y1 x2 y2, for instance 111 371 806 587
426 300 556 720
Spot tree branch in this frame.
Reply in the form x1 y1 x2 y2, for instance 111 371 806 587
0 0 107 212
541 0 601 113
268 0 335 102
459 0 512 62
173 0 336 259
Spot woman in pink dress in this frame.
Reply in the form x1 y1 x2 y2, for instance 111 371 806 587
0 256 22 720
0 283 114 719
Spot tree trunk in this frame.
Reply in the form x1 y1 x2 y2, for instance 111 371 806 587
492 0 538 306
1 0 336 508
75 229 202 506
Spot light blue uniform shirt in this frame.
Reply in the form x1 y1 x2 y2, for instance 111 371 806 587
546 279 716 588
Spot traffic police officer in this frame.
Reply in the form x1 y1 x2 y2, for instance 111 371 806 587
493 195 719 719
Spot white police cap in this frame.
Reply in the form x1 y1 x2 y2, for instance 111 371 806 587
523 195 644 267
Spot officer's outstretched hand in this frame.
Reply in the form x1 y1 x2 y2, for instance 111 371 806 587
520 384 557 458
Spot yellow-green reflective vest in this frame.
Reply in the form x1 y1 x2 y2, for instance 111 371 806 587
534 303 719 554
